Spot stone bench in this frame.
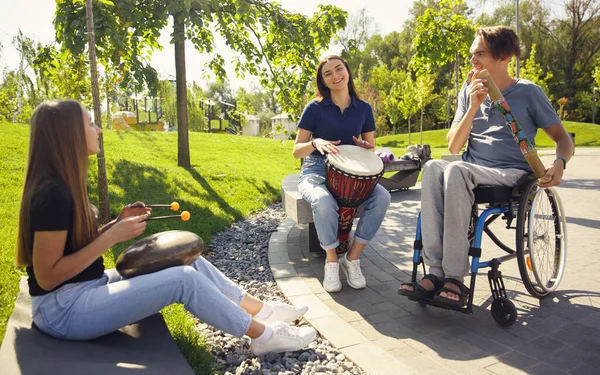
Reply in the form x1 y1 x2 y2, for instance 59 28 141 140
281 174 322 253
0 277 194 375
281 174 369 253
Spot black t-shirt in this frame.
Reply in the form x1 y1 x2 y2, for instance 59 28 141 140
26 180 104 296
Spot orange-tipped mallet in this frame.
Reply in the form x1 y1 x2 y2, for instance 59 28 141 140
145 211 191 222
133 202 180 211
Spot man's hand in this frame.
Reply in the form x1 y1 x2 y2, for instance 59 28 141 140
468 70 489 110
537 162 564 188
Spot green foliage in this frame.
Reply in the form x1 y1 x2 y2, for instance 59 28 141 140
33 45 93 107
0 122 299 371
410 0 475 74
0 71 36 123
54 0 347 116
509 44 554 101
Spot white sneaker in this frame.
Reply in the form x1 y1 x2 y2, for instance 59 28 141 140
323 261 342 292
250 322 317 356
263 301 309 324
340 254 366 289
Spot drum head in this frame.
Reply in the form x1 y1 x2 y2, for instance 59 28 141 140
327 145 384 176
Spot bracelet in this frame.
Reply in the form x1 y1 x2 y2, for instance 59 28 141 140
311 139 316 149
555 157 566 170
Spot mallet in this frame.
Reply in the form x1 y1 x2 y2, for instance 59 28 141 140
144 211 191 222
132 202 180 211
475 69 549 182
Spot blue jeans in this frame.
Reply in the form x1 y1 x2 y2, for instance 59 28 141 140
298 154 391 250
31 257 252 340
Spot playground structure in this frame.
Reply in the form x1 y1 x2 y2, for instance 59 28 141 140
112 97 165 131
200 99 241 134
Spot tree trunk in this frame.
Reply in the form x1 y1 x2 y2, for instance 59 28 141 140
420 108 424 145
85 0 111 223
454 49 460 110
174 15 190 168
12 48 24 123
106 70 111 130
408 117 411 145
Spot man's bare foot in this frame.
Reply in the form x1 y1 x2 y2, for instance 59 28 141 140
437 282 462 302
399 277 438 292
398 274 444 301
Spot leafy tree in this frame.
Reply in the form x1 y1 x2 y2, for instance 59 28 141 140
415 73 437 144
33 45 93 106
394 76 419 143
508 44 554 100
337 8 378 68
0 70 35 123
536 0 600 98
157 79 177 129
367 65 408 132
11 31 37 122
594 62 600 88
411 0 476 104
54 0 347 168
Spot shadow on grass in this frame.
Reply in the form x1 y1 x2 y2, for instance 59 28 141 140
107 160 237 258
379 140 408 148
187 168 244 221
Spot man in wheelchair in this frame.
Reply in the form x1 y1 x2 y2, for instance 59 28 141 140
398 26 573 309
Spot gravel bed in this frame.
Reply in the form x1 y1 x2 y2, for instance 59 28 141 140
198 203 366 375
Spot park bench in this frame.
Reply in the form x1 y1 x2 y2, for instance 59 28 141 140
0 277 194 375
281 145 431 253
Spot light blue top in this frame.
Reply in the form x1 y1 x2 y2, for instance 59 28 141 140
453 79 560 171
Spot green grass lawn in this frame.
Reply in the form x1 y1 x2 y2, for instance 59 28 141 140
0 123 300 373
378 121 600 167
1 120 598 372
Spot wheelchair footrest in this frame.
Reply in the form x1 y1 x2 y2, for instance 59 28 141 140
487 259 508 300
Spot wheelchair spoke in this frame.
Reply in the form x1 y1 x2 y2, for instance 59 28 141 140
527 188 566 293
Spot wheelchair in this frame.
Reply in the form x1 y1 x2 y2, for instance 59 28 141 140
408 174 567 326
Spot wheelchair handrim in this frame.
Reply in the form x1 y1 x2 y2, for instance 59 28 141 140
527 187 567 293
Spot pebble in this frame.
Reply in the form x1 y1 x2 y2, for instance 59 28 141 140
196 203 365 374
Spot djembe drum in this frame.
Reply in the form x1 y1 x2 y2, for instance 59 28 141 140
326 145 384 254
116 230 204 278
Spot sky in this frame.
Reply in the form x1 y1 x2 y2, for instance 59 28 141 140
0 0 417 91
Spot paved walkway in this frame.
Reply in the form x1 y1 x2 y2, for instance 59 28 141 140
269 149 600 375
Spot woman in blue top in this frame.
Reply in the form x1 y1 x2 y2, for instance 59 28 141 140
293 55 391 293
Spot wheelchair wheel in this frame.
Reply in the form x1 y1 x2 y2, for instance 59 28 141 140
516 182 567 298
491 297 517 326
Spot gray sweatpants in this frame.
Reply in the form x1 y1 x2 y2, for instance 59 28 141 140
421 160 528 283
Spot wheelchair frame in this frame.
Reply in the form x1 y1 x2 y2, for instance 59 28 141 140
408 176 567 326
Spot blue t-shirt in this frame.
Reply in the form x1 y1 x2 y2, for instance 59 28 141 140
453 79 560 171
297 96 376 157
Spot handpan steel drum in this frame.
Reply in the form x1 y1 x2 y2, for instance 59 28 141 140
116 230 204 278
326 145 384 254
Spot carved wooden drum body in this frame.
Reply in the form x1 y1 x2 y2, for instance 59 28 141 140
325 145 384 254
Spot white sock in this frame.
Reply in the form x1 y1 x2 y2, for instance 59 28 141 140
255 302 274 320
253 323 274 344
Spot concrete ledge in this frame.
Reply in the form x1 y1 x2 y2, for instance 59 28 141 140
281 174 313 224
0 277 194 375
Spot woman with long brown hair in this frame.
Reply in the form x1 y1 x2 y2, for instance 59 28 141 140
17 100 316 354
292 56 390 293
